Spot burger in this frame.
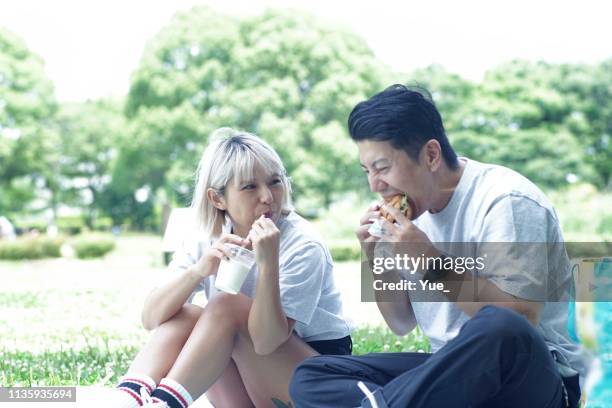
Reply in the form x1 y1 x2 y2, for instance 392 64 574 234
380 193 412 222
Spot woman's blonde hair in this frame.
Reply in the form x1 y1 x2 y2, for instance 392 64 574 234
191 127 293 238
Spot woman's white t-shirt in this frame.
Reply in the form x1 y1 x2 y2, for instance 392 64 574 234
168 211 351 342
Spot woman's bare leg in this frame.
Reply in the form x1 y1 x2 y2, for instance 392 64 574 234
128 300 252 406
205 360 254 408
127 303 203 382
232 331 318 406
164 293 317 406
164 293 246 396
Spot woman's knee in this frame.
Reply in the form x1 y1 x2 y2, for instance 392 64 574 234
176 303 204 324
143 304 203 360
156 304 202 335
199 293 249 331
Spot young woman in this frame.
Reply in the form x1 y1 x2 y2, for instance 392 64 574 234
114 128 352 408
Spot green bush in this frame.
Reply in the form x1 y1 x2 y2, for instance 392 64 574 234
92 217 113 231
56 216 85 235
550 184 611 238
69 234 116 259
597 213 612 235
566 241 612 259
329 240 361 262
14 219 48 233
0 236 63 260
313 195 371 241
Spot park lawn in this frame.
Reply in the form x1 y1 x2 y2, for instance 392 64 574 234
0 234 428 386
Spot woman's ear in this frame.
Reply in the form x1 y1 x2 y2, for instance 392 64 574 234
206 188 226 210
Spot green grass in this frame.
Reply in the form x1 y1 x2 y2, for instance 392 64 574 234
0 328 429 386
0 282 427 387
1 343 139 386
1 234 418 387
352 326 430 355
0 230 599 390
0 292 44 308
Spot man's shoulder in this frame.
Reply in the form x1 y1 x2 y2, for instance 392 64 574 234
466 159 553 212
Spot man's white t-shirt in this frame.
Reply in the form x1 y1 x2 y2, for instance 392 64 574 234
168 211 351 342
411 157 588 380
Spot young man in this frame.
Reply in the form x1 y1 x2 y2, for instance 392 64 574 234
289 84 587 407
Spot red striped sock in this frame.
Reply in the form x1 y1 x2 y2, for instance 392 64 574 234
150 378 194 408
116 374 156 407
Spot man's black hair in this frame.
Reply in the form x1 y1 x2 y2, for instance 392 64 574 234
348 84 459 169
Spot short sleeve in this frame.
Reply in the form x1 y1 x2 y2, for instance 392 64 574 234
278 242 328 326
160 238 209 303
477 194 561 301
168 241 197 275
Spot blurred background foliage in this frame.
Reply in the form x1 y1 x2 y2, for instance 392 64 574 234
1 6 611 238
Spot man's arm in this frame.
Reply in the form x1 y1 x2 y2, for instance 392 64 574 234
380 204 545 326
357 204 420 336
367 256 418 335
423 249 543 325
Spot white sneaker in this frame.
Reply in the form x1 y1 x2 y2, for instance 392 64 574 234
140 386 169 407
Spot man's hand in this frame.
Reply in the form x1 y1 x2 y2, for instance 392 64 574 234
355 202 382 242
356 203 386 262
376 203 436 263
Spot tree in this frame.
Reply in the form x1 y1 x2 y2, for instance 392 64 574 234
551 59 612 189
55 98 125 227
123 7 392 220
0 27 57 217
408 64 477 131
103 103 206 228
448 60 596 189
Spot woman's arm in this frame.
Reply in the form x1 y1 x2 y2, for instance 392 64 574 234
246 216 295 355
248 260 296 355
142 234 246 330
141 265 208 330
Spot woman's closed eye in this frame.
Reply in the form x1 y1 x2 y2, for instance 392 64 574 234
241 184 256 191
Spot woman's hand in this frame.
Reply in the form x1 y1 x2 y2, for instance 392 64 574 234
192 234 248 278
247 215 280 269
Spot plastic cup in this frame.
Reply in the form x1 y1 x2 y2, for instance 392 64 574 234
214 244 255 295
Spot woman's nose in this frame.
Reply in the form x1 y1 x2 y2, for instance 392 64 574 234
259 186 273 204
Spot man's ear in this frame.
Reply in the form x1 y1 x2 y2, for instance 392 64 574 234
207 188 226 210
423 139 442 172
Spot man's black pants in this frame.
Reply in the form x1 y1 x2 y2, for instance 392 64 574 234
290 306 580 407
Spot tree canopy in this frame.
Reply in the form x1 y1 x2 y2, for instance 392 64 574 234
120 7 392 219
0 28 57 216
1 9 611 232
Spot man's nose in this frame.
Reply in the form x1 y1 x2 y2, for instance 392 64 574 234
368 174 387 193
